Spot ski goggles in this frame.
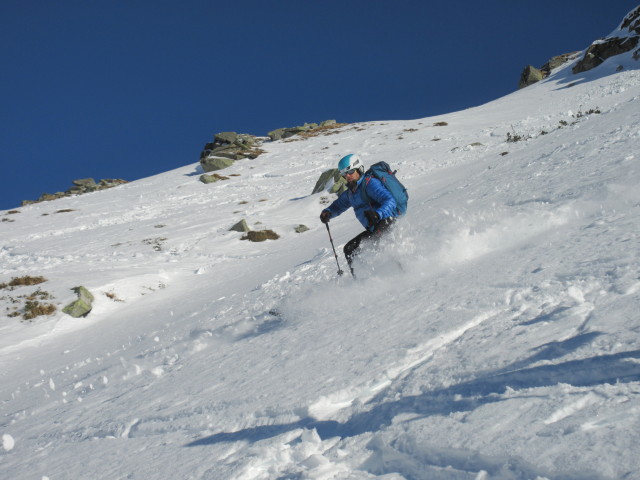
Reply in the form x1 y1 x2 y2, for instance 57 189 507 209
340 168 357 177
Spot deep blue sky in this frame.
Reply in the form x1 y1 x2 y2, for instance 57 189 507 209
1 1 638 210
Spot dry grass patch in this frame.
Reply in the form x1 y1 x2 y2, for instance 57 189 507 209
23 300 57 321
0 276 48 289
3 283 58 321
297 123 349 138
241 230 280 242
105 291 125 302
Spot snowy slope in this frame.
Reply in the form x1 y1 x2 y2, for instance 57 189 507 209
1 32 640 480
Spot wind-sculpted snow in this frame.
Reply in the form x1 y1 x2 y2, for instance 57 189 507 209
1 54 639 479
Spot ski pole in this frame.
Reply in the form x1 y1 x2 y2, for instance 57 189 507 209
325 223 344 276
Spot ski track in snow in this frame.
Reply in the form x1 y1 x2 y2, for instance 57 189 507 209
1 47 640 479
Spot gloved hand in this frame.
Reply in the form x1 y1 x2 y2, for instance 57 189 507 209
320 210 331 224
364 210 380 226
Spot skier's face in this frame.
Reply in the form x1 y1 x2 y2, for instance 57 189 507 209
344 169 360 191
344 169 360 181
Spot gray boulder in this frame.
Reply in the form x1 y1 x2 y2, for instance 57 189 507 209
235 134 258 148
214 132 238 144
518 66 544 89
200 173 229 184
267 128 287 141
229 219 250 233
312 169 348 195
62 286 94 318
281 126 309 139
73 178 97 188
201 156 234 172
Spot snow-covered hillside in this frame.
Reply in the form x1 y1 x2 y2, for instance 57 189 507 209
1 25 640 480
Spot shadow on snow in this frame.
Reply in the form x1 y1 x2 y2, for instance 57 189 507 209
186 347 640 448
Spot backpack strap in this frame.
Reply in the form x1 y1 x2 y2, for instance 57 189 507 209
360 175 373 208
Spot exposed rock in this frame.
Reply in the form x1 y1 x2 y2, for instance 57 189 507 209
518 53 579 89
241 230 280 242
199 121 342 172
20 178 128 207
199 131 265 171
518 7 640 87
211 149 247 161
278 125 310 140
199 173 229 184
62 286 94 318
200 156 234 172
201 121 341 170
573 37 639 73
621 6 640 32
519 65 544 89
99 179 128 188
73 178 98 188
541 53 579 74
295 224 309 233
267 128 287 141
573 6 640 74
268 121 340 141
235 134 259 148
229 219 250 233
312 169 348 195
214 132 238 144
38 193 59 202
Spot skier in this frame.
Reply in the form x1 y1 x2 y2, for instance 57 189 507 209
320 154 398 276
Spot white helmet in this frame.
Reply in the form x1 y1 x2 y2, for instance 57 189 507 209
338 154 364 176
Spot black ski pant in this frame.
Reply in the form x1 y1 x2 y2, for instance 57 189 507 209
343 217 395 276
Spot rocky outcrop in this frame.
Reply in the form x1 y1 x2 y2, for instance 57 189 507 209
519 65 545 89
518 53 579 89
573 39 639 73
519 6 640 87
199 121 343 173
268 120 337 141
21 178 128 207
573 6 640 74
199 132 266 172
62 286 94 318
312 169 348 195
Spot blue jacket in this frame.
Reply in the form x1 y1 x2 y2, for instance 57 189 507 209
323 176 397 231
